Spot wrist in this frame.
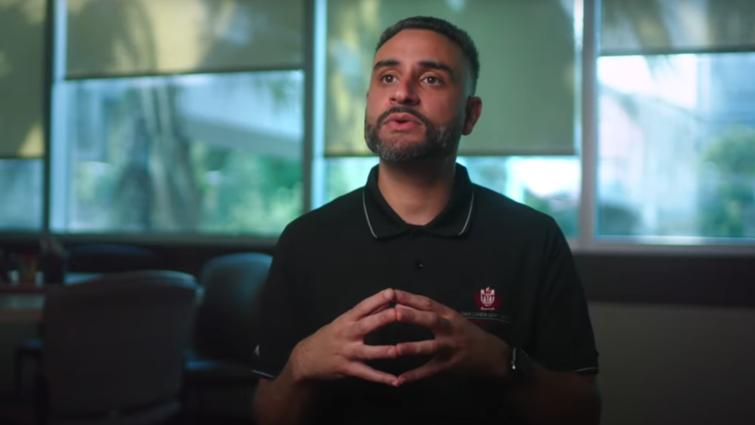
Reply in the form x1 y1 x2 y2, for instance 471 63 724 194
286 342 315 386
488 336 513 379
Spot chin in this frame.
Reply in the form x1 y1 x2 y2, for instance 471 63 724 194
387 139 426 148
379 133 425 146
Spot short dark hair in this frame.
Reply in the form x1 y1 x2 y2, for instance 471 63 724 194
375 16 480 94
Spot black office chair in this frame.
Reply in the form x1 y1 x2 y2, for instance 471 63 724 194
14 244 164 393
183 252 272 416
0 271 198 425
66 244 163 273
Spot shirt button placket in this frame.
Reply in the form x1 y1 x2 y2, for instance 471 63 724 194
410 227 424 271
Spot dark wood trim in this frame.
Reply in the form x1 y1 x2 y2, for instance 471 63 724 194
2 236 753 307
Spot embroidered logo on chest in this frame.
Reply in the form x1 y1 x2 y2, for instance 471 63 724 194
475 286 500 311
461 287 510 326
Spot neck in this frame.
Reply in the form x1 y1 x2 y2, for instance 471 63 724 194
377 157 457 226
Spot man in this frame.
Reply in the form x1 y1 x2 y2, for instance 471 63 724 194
251 16 600 425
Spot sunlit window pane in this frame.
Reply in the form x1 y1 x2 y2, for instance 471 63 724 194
53 72 303 235
322 157 580 238
0 160 43 231
597 53 755 240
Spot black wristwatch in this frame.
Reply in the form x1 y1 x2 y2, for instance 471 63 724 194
508 346 534 383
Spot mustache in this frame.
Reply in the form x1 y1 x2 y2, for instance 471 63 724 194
376 107 431 128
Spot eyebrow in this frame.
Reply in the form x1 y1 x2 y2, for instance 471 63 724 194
372 59 456 80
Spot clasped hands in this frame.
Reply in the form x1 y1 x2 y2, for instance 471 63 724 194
289 288 511 387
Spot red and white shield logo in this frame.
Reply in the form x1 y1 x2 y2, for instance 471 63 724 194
475 287 500 311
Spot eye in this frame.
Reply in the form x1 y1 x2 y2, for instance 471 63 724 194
381 74 397 84
424 76 441 85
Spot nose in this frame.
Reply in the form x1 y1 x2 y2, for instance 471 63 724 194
391 79 420 106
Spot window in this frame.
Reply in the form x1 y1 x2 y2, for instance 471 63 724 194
598 0 755 241
50 0 305 236
320 0 582 237
323 0 578 156
53 72 303 235
0 160 44 231
1 0 753 248
0 0 46 232
323 156 580 238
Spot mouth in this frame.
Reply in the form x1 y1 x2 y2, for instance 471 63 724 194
383 113 423 131
385 113 422 126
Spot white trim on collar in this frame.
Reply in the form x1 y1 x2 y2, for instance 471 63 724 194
362 188 475 239
459 192 475 236
362 190 378 239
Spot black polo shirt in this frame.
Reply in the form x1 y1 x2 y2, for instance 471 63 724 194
253 163 598 424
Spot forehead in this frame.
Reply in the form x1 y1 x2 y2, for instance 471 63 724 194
373 29 464 69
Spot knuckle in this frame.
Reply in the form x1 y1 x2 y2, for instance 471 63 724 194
338 363 354 376
334 312 348 324
364 317 378 332
443 320 454 333
353 345 367 359
335 344 350 361
342 343 355 358
382 309 395 322
428 340 441 352
332 317 349 331
332 326 347 341
357 319 373 335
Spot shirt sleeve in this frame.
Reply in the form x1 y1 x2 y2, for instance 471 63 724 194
530 217 599 375
251 225 308 380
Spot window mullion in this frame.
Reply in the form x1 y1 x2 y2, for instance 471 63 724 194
577 0 600 252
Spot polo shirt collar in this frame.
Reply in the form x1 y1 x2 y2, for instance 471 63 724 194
362 163 475 240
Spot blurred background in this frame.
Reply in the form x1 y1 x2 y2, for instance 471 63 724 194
2 0 755 241
1 0 754 424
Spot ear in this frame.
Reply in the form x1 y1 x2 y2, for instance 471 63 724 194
462 96 482 136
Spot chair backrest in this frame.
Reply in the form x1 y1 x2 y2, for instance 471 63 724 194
195 252 272 363
67 244 163 273
41 271 198 419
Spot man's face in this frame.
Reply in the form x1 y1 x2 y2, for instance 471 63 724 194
364 29 480 163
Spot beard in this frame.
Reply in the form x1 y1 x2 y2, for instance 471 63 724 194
364 106 464 163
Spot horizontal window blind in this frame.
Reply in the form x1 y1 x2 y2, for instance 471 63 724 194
65 0 304 78
0 0 45 159
602 0 755 55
